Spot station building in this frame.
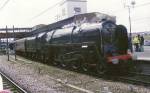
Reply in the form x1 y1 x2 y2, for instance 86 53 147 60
56 0 87 21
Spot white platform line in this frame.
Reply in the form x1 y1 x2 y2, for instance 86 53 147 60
137 57 150 61
50 77 94 93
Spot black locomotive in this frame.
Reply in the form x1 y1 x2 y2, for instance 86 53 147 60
15 13 133 74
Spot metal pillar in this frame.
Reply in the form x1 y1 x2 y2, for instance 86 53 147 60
0 38 2 50
128 6 133 52
6 26 9 61
13 25 16 60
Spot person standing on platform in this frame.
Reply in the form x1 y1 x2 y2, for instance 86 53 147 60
140 35 144 52
137 34 141 51
133 35 140 52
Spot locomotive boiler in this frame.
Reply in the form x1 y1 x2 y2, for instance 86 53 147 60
15 13 133 74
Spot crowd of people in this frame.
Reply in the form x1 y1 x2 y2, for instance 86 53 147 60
132 34 144 52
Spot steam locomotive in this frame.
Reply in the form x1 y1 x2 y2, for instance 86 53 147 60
14 13 133 74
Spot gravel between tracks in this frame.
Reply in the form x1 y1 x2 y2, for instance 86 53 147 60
0 55 150 93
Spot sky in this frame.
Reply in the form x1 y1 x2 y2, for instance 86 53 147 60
0 0 150 33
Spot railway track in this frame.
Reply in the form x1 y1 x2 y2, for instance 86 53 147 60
9 55 150 87
0 71 28 93
116 72 150 86
8 55 96 93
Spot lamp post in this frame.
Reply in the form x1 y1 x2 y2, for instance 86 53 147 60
13 25 16 60
125 1 135 52
6 26 9 61
128 6 132 39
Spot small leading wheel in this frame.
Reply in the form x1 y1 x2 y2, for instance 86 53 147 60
96 61 107 76
70 54 81 70
80 56 89 72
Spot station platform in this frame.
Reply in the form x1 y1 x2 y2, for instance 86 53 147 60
133 46 150 61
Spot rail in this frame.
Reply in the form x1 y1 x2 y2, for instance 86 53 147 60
116 72 150 86
0 71 28 93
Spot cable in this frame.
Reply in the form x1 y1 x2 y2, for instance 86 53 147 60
0 0 10 10
135 2 150 8
113 1 150 14
31 0 63 20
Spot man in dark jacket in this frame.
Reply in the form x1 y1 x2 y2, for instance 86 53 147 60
140 35 144 52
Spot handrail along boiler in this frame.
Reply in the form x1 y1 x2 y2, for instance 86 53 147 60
15 13 133 74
